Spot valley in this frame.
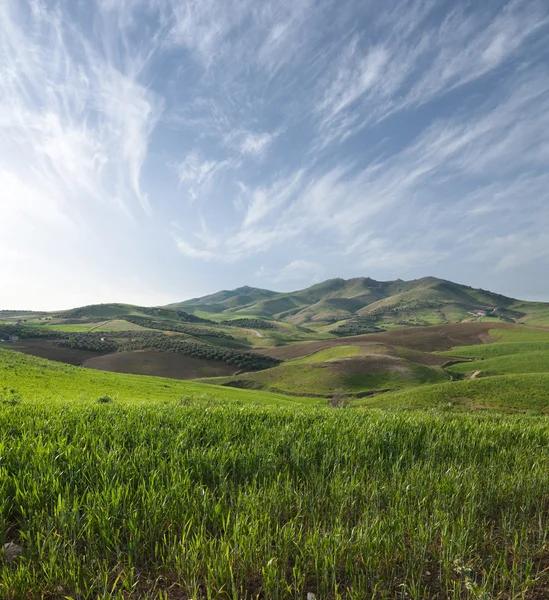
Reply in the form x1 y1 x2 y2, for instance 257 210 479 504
3 277 549 598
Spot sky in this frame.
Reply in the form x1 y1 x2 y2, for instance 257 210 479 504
1 0 549 310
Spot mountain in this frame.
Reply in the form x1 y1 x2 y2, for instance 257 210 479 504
171 276 547 330
4 277 547 334
166 286 279 314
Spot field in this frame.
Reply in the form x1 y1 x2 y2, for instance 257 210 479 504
3 285 549 598
256 322 513 360
0 349 318 408
3 400 549 598
84 350 239 380
8 340 107 365
358 373 549 411
203 342 452 397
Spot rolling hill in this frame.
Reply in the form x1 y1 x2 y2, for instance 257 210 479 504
172 276 549 330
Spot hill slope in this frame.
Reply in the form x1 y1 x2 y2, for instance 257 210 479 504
173 277 549 330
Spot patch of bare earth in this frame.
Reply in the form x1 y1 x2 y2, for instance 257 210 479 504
9 340 106 365
256 323 517 360
83 350 237 379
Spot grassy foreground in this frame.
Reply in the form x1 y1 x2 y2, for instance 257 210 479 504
0 348 318 407
2 404 549 598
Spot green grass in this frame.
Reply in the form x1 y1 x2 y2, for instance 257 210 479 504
36 324 97 332
362 373 549 411
36 320 152 333
489 328 549 342
290 345 361 364
0 349 319 407
441 336 549 378
203 357 448 397
3 404 549 598
88 320 151 332
447 351 549 377
442 341 549 360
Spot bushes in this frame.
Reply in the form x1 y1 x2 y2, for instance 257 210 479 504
333 317 383 336
220 318 275 330
119 335 281 371
58 334 118 353
122 316 233 339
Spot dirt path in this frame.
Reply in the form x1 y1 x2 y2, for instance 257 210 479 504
469 370 482 379
244 329 264 338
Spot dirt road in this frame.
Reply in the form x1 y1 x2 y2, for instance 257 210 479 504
245 329 264 338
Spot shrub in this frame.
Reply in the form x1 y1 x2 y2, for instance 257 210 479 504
330 388 350 408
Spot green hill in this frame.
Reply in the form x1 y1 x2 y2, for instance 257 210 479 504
6 277 547 340
172 277 549 332
0 348 317 407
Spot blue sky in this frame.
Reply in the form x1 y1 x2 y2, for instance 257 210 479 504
1 0 549 310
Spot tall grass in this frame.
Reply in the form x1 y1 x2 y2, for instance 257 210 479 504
2 403 549 598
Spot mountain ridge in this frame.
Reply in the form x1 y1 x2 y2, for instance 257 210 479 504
167 276 529 328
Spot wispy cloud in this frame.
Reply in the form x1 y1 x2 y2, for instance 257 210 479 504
273 260 324 284
174 66 549 275
3 0 549 307
177 152 232 202
238 131 276 157
313 0 549 145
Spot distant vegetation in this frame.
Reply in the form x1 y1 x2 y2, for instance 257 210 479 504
332 316 383 336
175 310 214 323
219 318 275 329
58 333 118 353
122 315 234 339
119 335 280 371
0 323 57 339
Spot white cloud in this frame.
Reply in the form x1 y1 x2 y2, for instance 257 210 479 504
173 67 549 275
239 131 275 157
173 236 217 260
177 152 232 202
274 260 324 283
313 0 549 145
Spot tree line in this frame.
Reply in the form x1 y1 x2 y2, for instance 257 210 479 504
219 319 275 330
119 335 281 371
332 317 383 336
122 316 233 339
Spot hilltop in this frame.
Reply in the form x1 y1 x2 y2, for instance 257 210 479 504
2 276 549 396
170 276 549 331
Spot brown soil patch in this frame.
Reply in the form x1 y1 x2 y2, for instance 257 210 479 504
83 350 237 380
9 340 106 365
255 323 516 360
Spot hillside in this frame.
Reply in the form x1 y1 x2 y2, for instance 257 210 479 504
173 276 549 331
5 277 547 341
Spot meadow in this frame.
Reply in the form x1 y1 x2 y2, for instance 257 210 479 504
3 401 549 599
0 348 318 408
3 316 549 598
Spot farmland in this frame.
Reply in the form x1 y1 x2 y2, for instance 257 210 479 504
3 393 549 598
3 279 549 598
0 348 317 407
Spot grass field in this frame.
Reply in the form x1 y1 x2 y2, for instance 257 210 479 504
489 328 549 343
440 329 549 379
3 402 549 598
0 349 318 407
257 323 514 360
204 341 451 397
290 345 362 363
362 373 549 411
203 358 449 397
